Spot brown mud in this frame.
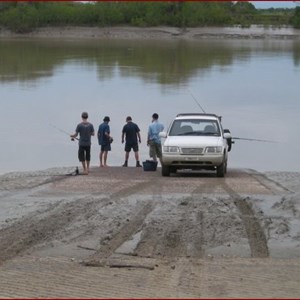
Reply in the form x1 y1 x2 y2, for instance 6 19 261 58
1 25 300 40
0 167 299 298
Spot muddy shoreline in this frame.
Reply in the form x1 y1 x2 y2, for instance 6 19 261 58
0 167 300 297
1 25 300 40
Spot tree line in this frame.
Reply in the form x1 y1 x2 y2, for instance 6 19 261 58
0 1 299 33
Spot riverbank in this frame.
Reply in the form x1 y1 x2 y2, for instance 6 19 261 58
1 167 299 194
0 166 299 191
1 25 300 40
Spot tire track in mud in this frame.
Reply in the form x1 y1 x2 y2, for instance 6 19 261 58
83 179 205 262
0 174 76 191
0 169 271 264
221 182 269 258
84 202 156 265
134 194 205 259
129 183 164 258
0 195 102 265
158 207 204 258
0 177 158 265
246 169 291 194
83 180 163 265
111 174 259 261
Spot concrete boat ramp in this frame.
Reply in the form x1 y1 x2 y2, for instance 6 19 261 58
0 167 299 298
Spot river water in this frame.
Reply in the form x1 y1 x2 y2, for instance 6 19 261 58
0 34 299 174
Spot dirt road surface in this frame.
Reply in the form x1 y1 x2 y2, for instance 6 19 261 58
0 167 300 298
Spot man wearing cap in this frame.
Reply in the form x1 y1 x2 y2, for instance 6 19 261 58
98 116 113 167
71 112 95 175
147 113 164 165
121 116 142 167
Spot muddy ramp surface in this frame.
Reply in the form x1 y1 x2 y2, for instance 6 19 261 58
0 167 299 298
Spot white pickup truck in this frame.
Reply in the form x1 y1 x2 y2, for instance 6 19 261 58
159 113 232 177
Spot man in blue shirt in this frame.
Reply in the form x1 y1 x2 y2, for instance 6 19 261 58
147 113 164 165
121 116 142 167
98 116 112 167
71 112 95 175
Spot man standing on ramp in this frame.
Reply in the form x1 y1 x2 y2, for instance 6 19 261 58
122 116 142 167
71 112 95 175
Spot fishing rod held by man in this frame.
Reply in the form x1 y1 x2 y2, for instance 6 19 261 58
50 123 79 141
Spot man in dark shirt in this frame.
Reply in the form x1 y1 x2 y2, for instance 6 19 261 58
121 116 142 167
71 112 95 175
98 116 112 167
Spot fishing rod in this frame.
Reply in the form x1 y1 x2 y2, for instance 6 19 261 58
188 90 206 113
186 91 278 144
232 136 278 143
50 123 79 141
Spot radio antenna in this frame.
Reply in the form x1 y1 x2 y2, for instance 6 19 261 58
188 90 206 113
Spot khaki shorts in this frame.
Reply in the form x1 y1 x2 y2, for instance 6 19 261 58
149 140 162 159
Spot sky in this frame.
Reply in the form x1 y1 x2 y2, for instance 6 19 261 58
250 1 297 9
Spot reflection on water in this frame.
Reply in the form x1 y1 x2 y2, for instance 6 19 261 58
2 38 300 84
0 37 299 173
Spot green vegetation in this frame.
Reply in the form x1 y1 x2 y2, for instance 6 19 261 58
0 1 297 33
292 7 300 28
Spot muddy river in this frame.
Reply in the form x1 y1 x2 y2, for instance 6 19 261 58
0 26 300 298
0 28 300 174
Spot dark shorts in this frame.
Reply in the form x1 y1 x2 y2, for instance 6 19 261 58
100 144 111 152
78 145 91 162
125 143 139 152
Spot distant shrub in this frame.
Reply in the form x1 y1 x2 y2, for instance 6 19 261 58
0 1 296 32
0 5 39 33
292 7 300 28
